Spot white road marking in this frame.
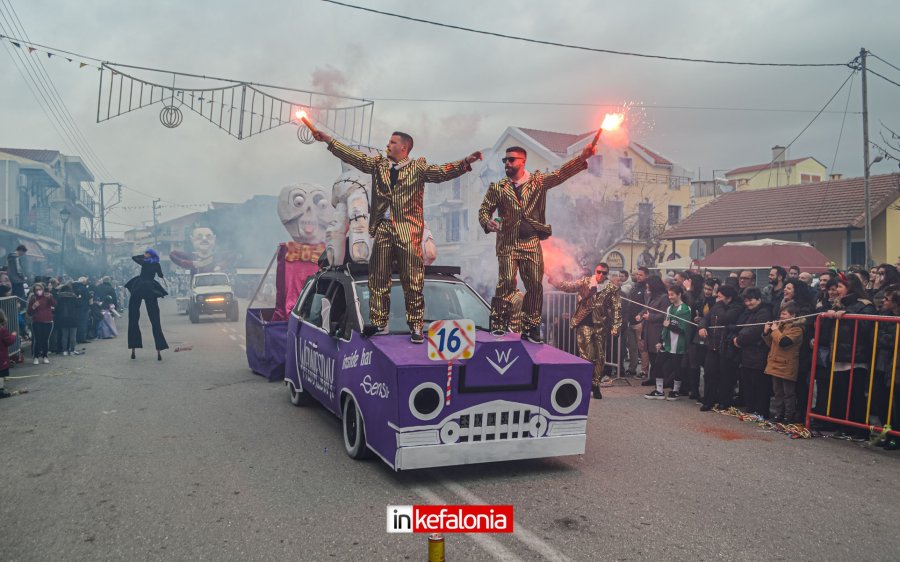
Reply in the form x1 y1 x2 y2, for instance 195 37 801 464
412 485 521 561
239 344 246 351
440 480 573 562
229 335 237 341
220 328 228 333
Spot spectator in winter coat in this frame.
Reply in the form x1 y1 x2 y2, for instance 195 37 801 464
874 286 900 449
698 285 745 411
6 244 27 299
26 282 55 364
734 288 774 416
54 285 79 355
0 309 18 399
72 278 92 343
645 284 694 400
763 302 804 423
640 275 669 386
624 267 649 378
813 274 876 435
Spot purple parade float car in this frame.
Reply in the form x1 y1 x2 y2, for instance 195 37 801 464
279 264 593 471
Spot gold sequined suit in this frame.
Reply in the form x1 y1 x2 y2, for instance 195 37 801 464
478 156 588 330
327 139 471 330
554 277 623 385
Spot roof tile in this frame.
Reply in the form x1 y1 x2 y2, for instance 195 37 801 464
662 173 900 239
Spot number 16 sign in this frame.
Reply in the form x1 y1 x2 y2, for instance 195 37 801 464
426 319 476 406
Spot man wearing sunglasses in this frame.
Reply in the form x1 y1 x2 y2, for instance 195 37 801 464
549 263 622 399
478 143 596 342
312 129 482 343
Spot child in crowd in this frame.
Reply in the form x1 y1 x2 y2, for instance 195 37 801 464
763 302 804 422
646 284 694 400
0 310 18 399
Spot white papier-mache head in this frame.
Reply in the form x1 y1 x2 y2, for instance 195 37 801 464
278 182 333 244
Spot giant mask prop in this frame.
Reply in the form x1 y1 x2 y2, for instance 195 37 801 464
278 183 332 244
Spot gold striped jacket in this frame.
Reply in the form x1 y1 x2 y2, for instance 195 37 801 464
328 140 470 244
478 156 588 255
554 277 623 331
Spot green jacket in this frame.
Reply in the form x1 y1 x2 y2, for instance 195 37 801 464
660 302 694 354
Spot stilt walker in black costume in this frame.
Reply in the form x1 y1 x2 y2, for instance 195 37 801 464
125 248 169 360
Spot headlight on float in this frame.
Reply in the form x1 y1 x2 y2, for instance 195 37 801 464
409 382 444 421
550 378 582 415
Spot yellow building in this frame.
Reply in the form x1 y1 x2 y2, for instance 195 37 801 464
724 146 827 190
425 126 694 284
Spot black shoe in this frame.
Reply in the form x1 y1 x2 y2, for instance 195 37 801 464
130 349 135 360
666 390 682 401
640 378 654 387
362 324 387 338
490 328 506 337
688 392 700 400
410 331 424 344
699 404 713 412
592 385 602 399
884 439 900 451
773 415 785 424
522 327 543 344
644 390 666 400
0 389 11 399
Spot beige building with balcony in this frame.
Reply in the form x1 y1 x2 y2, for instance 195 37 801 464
425 126 694 290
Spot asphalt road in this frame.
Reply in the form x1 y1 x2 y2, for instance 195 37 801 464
2 299 900 561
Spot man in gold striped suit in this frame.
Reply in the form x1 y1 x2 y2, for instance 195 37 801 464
550 263 622 399
478 143 595 343
313 130 482 343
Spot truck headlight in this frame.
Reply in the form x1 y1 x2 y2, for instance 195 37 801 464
409 382 444 421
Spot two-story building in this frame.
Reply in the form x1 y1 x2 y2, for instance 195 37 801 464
424 126 694 290
0 148 96 276
724 146 827 190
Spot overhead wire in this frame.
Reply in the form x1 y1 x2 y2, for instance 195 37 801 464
869 52 900 74
739 69 857 187
320 0 850 68
866 67 900 90
0 0 111 190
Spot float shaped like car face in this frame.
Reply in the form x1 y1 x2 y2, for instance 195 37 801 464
284 267 593 471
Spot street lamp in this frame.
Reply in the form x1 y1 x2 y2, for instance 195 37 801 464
59 208 71 276
864 154 883 268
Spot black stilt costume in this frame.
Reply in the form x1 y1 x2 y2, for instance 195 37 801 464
125 250 169 351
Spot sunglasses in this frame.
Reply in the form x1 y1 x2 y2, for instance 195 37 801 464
596 270 609 275
501 156 524 163
739 277 753 280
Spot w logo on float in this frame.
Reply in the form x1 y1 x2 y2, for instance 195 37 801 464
487 348 519 375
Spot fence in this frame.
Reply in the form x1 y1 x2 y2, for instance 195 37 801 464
806 313 900 437
0 296 23 359
543 291 625 379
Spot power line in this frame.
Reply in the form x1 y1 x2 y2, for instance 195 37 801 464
867 67 900 89
0 1 111 188
869 52 900 74
372 97 860 114
828 71 855 173
743 70 857 185
320 0 850 68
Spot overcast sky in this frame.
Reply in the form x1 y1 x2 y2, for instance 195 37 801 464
1 0 898 235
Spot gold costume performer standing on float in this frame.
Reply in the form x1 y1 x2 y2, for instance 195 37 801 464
478 143 595 343
313 129 481 343
550 263 622 399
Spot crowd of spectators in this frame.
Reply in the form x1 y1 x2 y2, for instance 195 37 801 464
613 257 900 448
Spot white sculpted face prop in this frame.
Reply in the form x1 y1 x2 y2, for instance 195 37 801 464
190 227 216 260
278 183 332 244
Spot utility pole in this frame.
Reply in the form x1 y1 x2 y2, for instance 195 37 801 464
152 199 161 246
860 47 873 268
98 182 121 267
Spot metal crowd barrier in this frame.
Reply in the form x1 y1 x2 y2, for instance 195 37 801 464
543 291 625 380
0 296 22 359
806 313 900 437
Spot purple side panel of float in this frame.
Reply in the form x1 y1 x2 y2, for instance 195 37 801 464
245 308 287 381
336 333 400 465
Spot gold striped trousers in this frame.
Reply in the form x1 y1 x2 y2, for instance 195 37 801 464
369 220 425 331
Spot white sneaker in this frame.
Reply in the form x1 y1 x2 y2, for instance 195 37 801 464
42 357 50 364
62 351 69 356
33 357 39 365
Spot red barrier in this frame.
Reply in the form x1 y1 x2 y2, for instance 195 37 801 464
806 313 900 436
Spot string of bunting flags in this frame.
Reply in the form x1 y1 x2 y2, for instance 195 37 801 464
1 33 99 69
